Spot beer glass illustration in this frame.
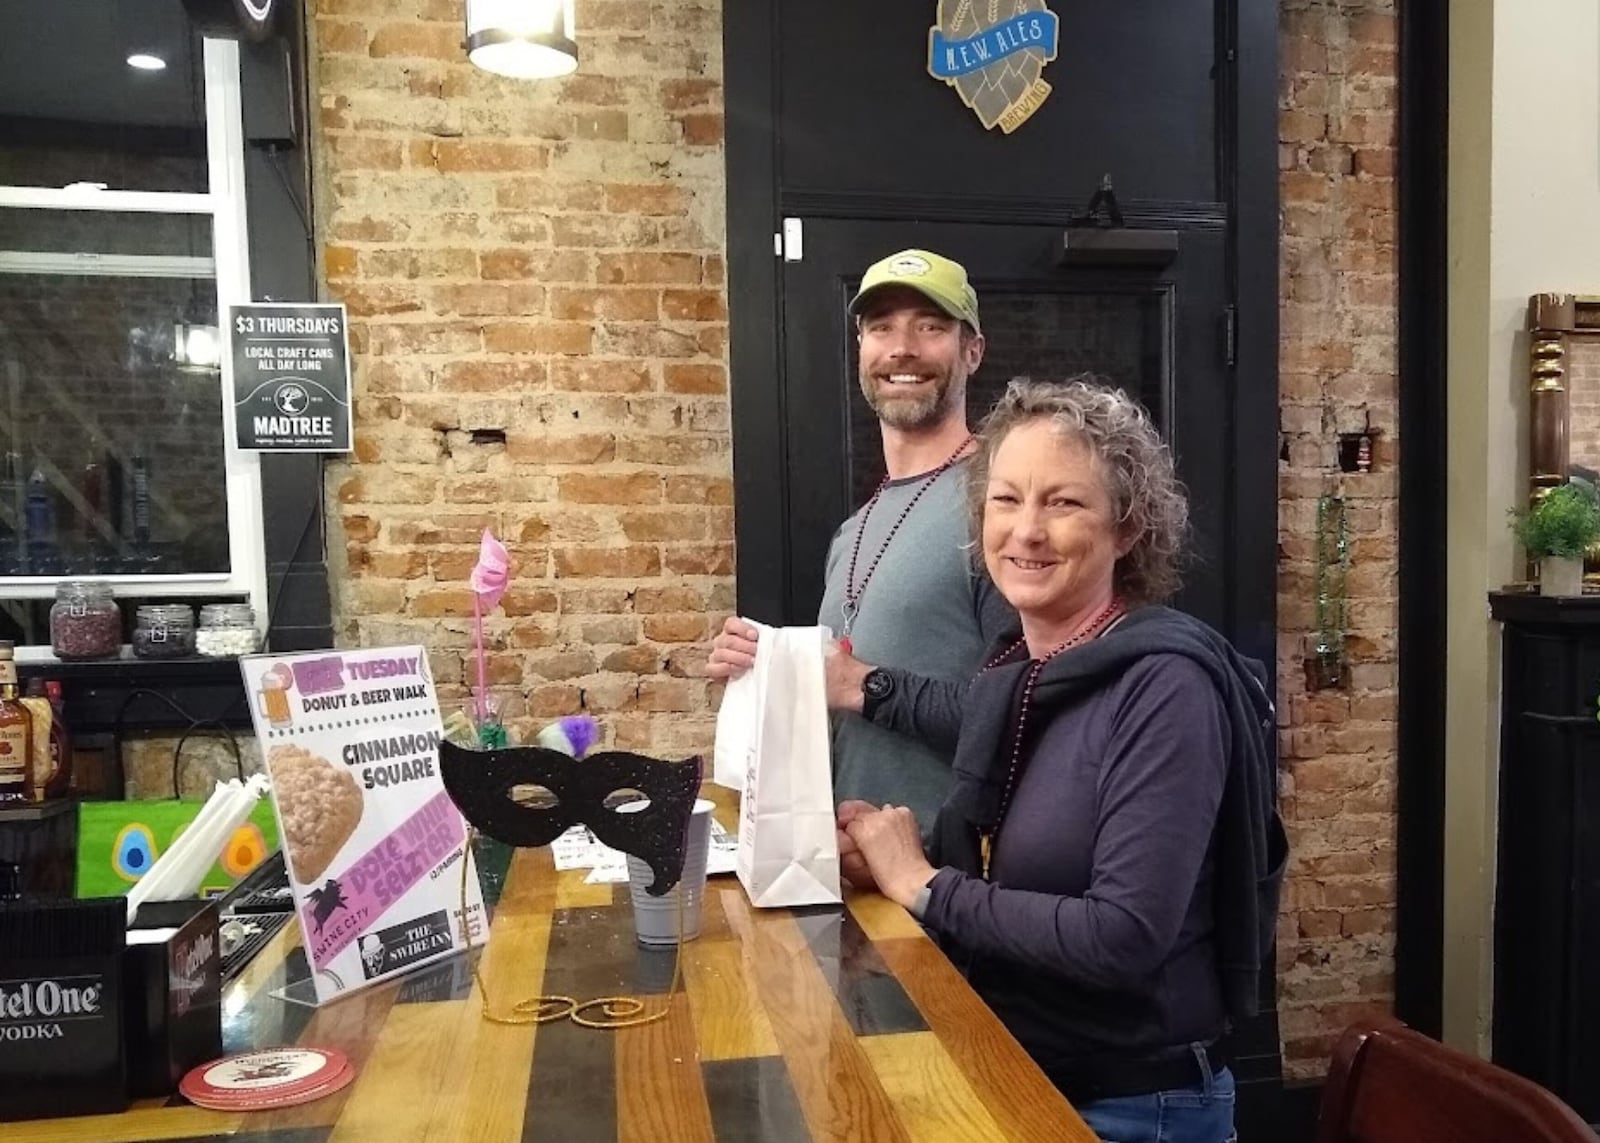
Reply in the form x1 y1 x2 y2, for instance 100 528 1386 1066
256 665 295 729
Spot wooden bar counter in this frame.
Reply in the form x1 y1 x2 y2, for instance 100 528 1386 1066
14 841 1098 1143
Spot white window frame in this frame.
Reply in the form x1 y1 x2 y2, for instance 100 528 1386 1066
0 38 265 630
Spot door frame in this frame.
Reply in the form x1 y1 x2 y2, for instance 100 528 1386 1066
1394 0 1448 1040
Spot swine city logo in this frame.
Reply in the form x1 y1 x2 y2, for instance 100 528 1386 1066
927 1 1060 135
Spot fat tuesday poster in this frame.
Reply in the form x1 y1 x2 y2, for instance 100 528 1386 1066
241 646 486 1005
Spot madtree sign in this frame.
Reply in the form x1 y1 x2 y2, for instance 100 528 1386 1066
230 303 353 453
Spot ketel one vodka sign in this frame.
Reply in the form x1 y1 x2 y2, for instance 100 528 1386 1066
0 975 104 1042
928 1 1060 134
231 302 353 453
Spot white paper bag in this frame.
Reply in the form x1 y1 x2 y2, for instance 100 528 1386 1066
713 621 841 907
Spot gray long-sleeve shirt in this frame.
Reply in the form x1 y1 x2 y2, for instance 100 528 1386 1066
817 459 1014 830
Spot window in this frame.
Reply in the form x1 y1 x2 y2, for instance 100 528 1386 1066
0 4 263 649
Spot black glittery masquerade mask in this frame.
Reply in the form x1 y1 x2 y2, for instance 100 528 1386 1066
438 742 702 896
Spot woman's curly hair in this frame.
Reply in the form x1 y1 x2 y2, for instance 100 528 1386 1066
968 377 1190 605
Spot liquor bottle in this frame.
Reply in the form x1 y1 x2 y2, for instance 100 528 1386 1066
81 462 105 545
24 678 71 800
131 453 151 546
105 453 125 542
0 451 19 548
24 469 54 548
0 641 34 804
44 680 71 799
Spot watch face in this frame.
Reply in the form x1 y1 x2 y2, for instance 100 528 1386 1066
864 670 893 698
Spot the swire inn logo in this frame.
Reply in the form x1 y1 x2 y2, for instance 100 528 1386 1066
928 1 1061 134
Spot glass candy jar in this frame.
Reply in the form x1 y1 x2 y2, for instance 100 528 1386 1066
49 581 121 660
196 603 261 658
133 604 196 660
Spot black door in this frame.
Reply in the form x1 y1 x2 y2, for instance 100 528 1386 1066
723 0 1284 1123
769 217 1249 651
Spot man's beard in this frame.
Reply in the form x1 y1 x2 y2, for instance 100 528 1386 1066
859 368 963 430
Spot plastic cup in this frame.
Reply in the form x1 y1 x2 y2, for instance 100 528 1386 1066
620 798 713 946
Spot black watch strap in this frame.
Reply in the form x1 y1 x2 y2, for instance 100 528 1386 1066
860 667 895 721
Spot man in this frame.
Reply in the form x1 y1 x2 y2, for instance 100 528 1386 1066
708 249 1015 831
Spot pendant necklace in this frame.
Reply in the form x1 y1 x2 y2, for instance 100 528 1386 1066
977 597 1127 880
838 434 974 640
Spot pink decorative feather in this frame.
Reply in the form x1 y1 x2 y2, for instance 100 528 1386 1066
468 529 511 722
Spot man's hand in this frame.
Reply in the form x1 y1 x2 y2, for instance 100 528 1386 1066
707 616 759 680
845 804 937 910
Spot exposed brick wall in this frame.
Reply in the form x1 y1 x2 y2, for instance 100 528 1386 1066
311 0 729 758
1276 0 1400 1078
124 734 264 801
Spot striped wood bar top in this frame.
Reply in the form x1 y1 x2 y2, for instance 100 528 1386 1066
15 825 1098 1142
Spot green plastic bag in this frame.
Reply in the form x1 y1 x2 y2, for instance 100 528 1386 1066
76 799 280 900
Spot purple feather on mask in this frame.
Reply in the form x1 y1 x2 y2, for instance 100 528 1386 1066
558 715 599 759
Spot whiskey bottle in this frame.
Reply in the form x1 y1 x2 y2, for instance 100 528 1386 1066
0 641 33 804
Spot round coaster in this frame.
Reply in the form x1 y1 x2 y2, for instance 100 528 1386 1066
180 1047 353 1111
184 1062 355 1112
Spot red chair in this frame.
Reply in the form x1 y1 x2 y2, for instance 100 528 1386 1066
1316 1021 1597 1143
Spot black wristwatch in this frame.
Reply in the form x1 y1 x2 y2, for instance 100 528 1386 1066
860 668 895 721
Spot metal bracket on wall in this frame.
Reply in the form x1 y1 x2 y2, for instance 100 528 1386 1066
1062 175 1178 267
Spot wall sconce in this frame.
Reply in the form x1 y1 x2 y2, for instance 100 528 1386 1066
465 0 577 79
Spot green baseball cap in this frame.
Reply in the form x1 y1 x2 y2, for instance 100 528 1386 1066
849 249 981 335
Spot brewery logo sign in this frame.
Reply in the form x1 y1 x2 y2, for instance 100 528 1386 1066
928 1 1060 134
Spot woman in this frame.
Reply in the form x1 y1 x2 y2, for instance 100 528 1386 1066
835 379 1285 1143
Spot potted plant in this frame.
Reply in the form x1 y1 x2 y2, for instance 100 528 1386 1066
1512 482 1600 596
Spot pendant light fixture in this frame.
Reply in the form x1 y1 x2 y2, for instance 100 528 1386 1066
465 0 578 79
173 316 222 373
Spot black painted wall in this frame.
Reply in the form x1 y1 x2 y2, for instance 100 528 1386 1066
239 6 332 653
773 2 1222 206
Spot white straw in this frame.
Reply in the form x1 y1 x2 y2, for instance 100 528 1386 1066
126 776 269 924
127 782 234 915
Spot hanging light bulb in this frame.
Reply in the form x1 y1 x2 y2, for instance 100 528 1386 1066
465 0 577 79
173 295 222 374
174 320 222 372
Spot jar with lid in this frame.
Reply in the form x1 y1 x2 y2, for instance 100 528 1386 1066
197 603 261 658
49 581 121 660
133 604 196 660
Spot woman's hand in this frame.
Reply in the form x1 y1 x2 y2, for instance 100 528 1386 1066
835 800 879 889
707 616 759 680
844 804 937 910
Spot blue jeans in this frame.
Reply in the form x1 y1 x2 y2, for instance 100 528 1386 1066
1075 1046 1237 1143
